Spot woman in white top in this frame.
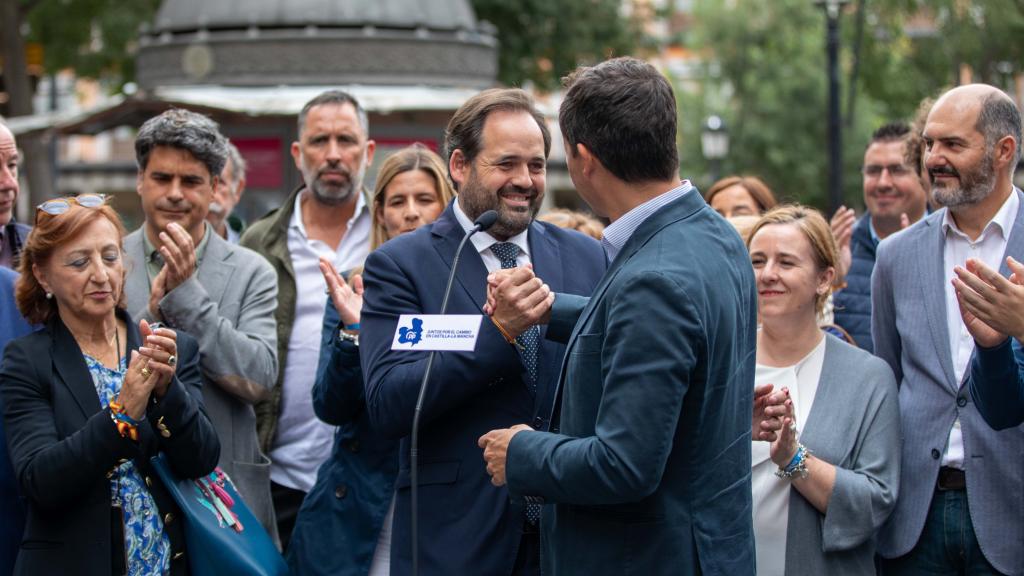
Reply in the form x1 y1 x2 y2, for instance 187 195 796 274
747 205 901 576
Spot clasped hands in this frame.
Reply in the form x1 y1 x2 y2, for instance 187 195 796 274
148 222 199 321
119 319 179 421
478 265 552 486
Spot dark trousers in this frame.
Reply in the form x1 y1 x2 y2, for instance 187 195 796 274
881 488 1005 575
271 481 307 553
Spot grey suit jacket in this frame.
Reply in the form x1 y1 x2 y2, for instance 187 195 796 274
780 335 900 576
872 189 1024 575
123 226 280 538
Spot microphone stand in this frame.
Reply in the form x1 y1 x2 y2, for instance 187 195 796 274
410 210 497 576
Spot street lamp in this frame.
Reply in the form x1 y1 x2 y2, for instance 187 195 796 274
701 114 729 185
815 0 849 215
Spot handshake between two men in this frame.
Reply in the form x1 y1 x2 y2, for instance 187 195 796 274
476 265 790 487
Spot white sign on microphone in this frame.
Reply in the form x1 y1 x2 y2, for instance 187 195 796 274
390 314 483 352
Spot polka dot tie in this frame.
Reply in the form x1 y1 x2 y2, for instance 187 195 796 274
491 242 542 525
490 242 540 387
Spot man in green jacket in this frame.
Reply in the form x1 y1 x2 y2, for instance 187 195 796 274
240 90 375 549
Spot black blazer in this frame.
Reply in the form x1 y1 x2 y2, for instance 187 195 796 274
0 309 220 576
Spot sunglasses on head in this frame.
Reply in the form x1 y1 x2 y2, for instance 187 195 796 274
36 194 108 215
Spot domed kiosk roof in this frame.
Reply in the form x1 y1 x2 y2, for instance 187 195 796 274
150 0 479 33
137 0 497 89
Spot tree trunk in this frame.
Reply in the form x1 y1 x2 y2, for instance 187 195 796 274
1 0 55 212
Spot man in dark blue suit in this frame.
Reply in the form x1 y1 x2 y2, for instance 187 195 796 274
480 57 758 576
359 88 606 575
1 267 35 575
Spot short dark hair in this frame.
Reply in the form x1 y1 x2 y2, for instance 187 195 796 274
560 57 679 183
869 121 911 145
135 108 228 177
444 88 551 186
298 90 368 138
976 92 1023 165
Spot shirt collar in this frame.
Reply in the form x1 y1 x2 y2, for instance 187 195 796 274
941 187 1019 242
601 181 693 262
290 187 370 240
452 198 531 258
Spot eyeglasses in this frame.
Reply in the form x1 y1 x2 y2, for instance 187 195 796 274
861 164 912 178
37 194 108 215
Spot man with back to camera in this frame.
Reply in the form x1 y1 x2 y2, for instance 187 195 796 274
357 88 606 575
478 57 758 576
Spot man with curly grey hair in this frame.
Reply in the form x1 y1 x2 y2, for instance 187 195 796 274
122 108 281 542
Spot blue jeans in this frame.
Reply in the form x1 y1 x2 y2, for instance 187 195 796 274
882 489 1004 575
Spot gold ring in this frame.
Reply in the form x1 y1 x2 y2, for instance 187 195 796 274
141 365 152 378
167 355 177 367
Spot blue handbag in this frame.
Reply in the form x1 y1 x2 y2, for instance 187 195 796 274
150 454 288 576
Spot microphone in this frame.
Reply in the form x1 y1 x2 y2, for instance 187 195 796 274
410 209 497 575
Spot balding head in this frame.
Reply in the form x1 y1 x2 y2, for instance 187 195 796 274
924 84 1021 209
0 122 20 226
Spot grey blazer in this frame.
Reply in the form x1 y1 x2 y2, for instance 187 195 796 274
778 335 900 576
872 189 1024 576
123 226 280 538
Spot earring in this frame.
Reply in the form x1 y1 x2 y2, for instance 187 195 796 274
45 292 53 299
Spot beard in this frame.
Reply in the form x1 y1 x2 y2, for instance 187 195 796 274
458 169 542 239
302 151 367 206
930 151 995 209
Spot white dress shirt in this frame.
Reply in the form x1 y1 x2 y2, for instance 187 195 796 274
751 335 826 576
453 199 532 271
939 190 1018 469
270 189 371 492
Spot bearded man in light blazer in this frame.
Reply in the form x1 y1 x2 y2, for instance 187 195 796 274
873 84 1024 576
122 109 280 540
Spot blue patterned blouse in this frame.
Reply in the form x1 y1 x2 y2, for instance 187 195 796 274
85 355 171 576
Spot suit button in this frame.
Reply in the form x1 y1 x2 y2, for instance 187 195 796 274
957 396 968 407
348 440 360 453
334 484 348 499
931 449 941 460
164 513 174 525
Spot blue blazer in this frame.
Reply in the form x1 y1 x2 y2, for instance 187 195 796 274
359 204 606 576
287 299 399 576
506 192 759 576
970 337 1024 430
0 268 33 576
0 309 219 576
872 190 1024 574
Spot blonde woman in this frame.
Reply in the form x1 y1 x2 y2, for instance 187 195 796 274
747 205 900 575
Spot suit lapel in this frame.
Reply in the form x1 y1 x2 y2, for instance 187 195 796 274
197 232 235 302
916 213 958 393
51 319 102 420
431 204 489 312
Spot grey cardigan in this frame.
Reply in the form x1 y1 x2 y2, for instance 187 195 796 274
781 335 900 576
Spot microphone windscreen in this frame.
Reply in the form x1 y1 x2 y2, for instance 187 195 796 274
474 210 499 231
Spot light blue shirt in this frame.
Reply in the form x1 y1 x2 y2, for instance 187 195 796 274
601 181 694 262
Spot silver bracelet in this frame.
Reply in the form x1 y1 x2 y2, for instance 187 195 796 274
774 444 809 480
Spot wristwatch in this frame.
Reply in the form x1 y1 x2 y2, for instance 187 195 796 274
338 329 359 347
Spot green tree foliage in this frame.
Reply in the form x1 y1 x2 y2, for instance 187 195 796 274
471 0 640 90
25 0 161 87
684 0 879 208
